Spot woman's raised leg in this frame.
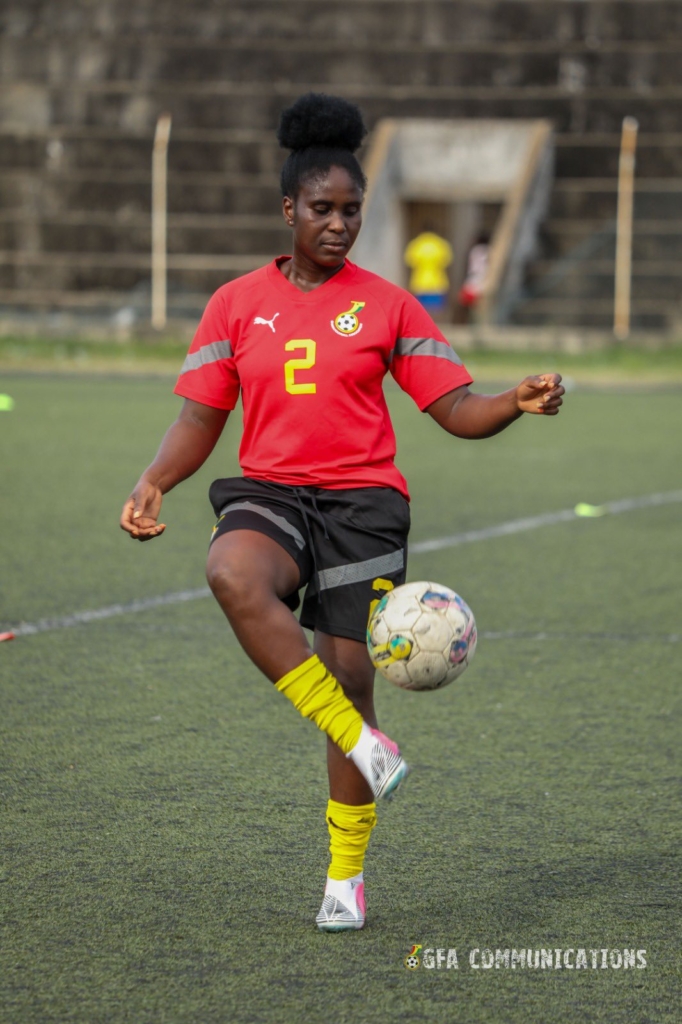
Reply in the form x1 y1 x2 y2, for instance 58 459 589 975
206 529 406 805
206 528 311 680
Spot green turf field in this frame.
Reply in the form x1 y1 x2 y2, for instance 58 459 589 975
3 333 682 385
1 372 680 1023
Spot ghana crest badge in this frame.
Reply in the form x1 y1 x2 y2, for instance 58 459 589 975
331 300 365 336
404 944 422 970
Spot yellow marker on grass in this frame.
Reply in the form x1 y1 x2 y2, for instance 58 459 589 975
574 502 607 518
0 394 15 411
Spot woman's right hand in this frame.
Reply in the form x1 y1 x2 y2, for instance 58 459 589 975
120 477 166 541
118 399 230 542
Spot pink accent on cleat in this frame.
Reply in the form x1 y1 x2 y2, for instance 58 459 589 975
316 874 366 931
369 727 400 756
355 882 366 917
348 721 408 800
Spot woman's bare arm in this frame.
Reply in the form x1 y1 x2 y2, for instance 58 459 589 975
426 374 564 439
120 399 229 541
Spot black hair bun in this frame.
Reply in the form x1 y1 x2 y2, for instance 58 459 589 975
277 93 367 153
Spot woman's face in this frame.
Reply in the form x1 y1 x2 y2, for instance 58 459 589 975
283 165 363 268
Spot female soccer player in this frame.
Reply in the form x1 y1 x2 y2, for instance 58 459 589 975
120 93 564 932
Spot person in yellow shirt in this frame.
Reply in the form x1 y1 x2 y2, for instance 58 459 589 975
404 230 453 314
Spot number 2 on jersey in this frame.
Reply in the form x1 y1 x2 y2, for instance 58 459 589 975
284 339 316 395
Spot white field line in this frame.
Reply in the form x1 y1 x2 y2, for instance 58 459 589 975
7 588 211 638
409 488 682 554
480 630 680 643
5 488 682 640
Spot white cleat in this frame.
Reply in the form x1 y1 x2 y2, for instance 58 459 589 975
347 722 408 801
316 873 366 932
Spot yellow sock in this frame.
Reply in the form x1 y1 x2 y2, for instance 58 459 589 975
326 799 377 881
275 654 363 754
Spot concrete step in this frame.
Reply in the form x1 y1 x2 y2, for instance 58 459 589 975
549 180 682 219
7 172 681 223
5 1 682 45
0 132 284 177
6 38 682 90
8 80 682 134
0 250 272 293
9 36 682 59
541 220 682 261
0 210 285 228
525 260 682 300
0 218 290 256
556 142 682 178
0 173 282 217
0 286 200 307
0 286 210 316
4 128 682 181
509 298 671 329
7 129 682 182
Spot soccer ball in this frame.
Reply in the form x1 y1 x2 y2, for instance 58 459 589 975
367 581 477 691
334 313 358 333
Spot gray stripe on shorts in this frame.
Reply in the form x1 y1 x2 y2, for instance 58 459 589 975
180 339 233 375
218 501 306 550
317 549 405 591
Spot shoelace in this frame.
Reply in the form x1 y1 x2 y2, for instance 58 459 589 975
292 486 330 599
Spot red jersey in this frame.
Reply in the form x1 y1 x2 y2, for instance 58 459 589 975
174 257 472 499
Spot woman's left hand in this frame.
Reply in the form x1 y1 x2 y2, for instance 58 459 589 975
515 374 564 415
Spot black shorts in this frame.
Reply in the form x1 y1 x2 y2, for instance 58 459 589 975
208 477 410 643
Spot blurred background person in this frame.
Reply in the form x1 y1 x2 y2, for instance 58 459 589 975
456 233 491 323
404 228 453 318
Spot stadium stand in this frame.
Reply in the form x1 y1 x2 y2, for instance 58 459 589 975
1 0 682 330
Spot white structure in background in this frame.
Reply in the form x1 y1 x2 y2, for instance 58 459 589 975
354 119 554 324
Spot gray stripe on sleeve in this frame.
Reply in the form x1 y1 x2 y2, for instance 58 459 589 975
317 549 405 591
393 337 463 365
217 501 306 550
180 339 233 375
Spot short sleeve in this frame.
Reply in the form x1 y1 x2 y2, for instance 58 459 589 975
389 293 473 411
173 288 240 410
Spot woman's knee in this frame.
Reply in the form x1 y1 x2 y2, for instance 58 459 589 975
206 556 256 611
206 531 299 612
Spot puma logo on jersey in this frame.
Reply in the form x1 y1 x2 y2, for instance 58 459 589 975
254 313 279 332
